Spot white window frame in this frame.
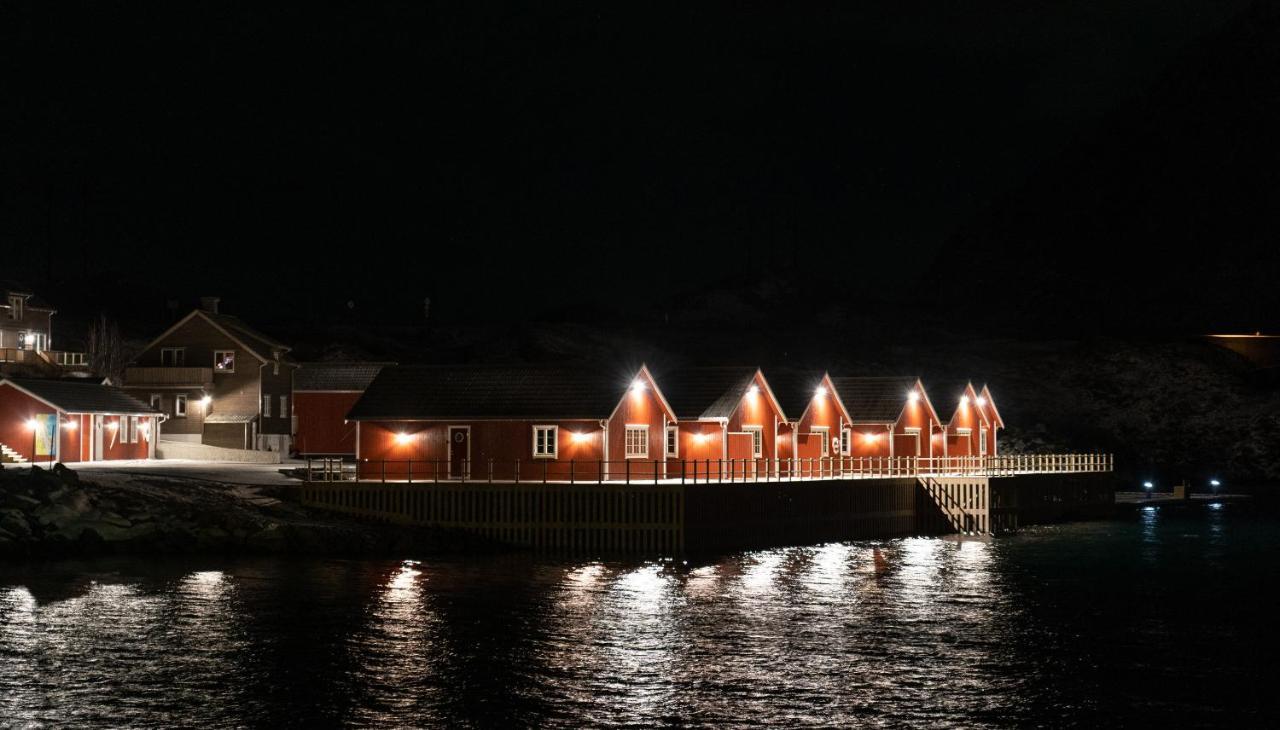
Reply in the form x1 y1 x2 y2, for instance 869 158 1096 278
956 427 972 436
625 424 649 459
812 426 830 456
841 427 851 455
532 425 558 459
665 425 678 458
213 350 236 373
743 425 763 458
980 429 988 455
150 393 162 410
161 347 186 366
279 395 288 420
174 394 187 417
129 416 139 443
262 394 272 418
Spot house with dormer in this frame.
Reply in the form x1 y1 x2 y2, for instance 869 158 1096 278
122 297 297 452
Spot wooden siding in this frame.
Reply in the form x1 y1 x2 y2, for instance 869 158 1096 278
294 391 362 455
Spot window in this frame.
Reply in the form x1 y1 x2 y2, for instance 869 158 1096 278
150 393 162 410
625 425 648 458
279 395 288 420
129 416 139 443
7 295 21 320
532 425 557 458
214 350 236 373
841 428 851 455
174 394 187 417
956 427 972 436
161 348 186 366
980 429 988 455
743 425 763 458
812 426 830 456
666 425 678 458
262 394 272 417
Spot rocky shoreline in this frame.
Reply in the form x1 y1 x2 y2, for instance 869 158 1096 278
0 464 492 558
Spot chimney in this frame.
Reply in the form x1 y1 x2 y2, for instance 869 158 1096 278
200 296 221 314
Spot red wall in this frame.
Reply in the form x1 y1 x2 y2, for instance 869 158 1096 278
98 415 154 461
294 392 363 455
0 385 55 462
0 385 150 462
604 371 669 479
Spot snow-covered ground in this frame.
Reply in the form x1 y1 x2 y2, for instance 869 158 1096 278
70 459 304 487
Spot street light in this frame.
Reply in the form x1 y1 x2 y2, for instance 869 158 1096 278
1143 480 1154 499
1210 479 1221 491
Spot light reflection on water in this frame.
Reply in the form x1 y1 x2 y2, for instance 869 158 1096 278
1 508 1277 727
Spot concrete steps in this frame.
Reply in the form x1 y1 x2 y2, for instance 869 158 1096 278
0 441 29 464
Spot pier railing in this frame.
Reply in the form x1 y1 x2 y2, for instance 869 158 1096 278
303 453 1113 485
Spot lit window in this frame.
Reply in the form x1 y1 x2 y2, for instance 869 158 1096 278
533 425 557 458
162 348 186 366
214 350 236 373
625 425 648 458
841 428 851 455
174 394 187 417
666 425 678 458
262 395 272 417
743 425 763 458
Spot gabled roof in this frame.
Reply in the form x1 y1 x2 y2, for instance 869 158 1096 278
347 364 673 421
830 375 940 425
658 366 784 421
0 280 55 311
136 309 292 364
0 377 158 415
765 369 850 424
928 380 986 426
979 384 1006 428
295 362 394 392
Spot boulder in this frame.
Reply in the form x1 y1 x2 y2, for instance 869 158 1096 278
0 508 32 539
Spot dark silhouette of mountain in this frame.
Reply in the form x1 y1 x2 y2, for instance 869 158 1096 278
933 1 1280 336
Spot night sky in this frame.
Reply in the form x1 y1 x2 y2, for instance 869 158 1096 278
3 1 1275 334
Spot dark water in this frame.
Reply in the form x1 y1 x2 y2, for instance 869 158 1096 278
2 506 1276 728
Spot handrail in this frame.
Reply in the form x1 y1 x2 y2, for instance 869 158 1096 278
303 452 1115 484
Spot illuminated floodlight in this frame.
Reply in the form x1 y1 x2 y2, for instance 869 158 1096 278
1210 479 1221 488
976 397 987 407
815 386 827 397
630 379 646 393
746 384 759 396
63 419 77 431
571 431 590 443
107 420 119 430
695 432 711 444
960 395 969 406
1142 481 1154 490
907 390 919 402
862 432 878 444
394 432 412 445
201 395 213 407
25 418 37 431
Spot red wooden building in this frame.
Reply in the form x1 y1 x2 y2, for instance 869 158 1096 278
768 370 853 465
929 380 987 458
658 367 786 477
292 362 391 457
0 378 159 464
829 376 942 459
977 383 1004 456
346 364 675 480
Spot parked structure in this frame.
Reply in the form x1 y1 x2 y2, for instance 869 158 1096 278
122 297 297 452
930 380 987 458
830 376 942 459
293 362 391 457
768 370 853 466
0 281 88 375
658 367 786 478
977 384 1004 456
0 377 159 463
347 364 675 480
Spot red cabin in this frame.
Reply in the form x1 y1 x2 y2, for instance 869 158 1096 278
769 370 853 468
292 362 391 457
829 376 942 459
976 383 1004 456
0 377 160 464
929 380 987 458
347 364 675 481
658 367 786 478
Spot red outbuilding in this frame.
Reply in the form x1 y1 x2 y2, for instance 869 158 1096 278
658 367 787 478
292 362 391 457
347 364 676 480
976 383 1004 456
829 376 942 460
768 370 853 468
0 377 160 464
929 380 987 459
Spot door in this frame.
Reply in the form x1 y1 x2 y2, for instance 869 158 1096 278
448 426 469 478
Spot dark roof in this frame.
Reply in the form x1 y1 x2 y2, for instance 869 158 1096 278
347 365 641 420
295 362 392 392
764 369 827 421
2 378 157 415
829 376 919 423
657 367 759 420
0 280 54 310
204 312 291 359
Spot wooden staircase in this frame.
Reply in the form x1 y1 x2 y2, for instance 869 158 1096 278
918 475 991 534
0 441 29 464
